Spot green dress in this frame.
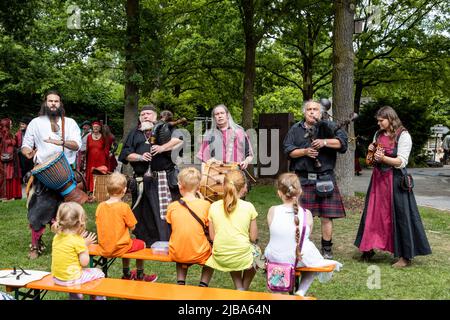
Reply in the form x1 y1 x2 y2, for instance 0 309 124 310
205 199 258 272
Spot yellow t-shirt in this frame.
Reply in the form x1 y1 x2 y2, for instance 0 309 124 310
205 199 258 272
51 233 87 281
166 198 211 264
95 201 137 257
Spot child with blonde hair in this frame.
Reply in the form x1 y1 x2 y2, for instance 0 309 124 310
205 169 258 291
166 167 214 286
264 173 342 296
95 172 157 282
51 202 105 300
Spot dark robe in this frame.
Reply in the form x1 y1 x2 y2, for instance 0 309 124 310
119 125 180 246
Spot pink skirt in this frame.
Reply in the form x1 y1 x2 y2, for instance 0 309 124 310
358 168 394 253
53 268 105 287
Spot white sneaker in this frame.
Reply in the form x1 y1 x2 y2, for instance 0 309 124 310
294 290 305 297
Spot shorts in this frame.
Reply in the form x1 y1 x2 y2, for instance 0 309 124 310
127 239 146 253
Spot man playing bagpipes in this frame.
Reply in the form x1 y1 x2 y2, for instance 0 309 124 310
283 100 349 259
21 90 85 259
119 105 183 247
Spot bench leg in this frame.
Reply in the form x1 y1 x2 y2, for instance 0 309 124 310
91 256 116 277
13 288 45 300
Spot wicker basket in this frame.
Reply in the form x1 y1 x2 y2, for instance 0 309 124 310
93 174 110 202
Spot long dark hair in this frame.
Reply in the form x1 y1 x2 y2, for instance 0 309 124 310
375 106 405 140
38 90 65 117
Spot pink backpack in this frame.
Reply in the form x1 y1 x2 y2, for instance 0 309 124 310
266 208 307 293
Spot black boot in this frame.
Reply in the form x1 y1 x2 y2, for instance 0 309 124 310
321 238 333 259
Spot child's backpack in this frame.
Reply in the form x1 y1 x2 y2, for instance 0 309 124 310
266 261 295 292
266 207 307 293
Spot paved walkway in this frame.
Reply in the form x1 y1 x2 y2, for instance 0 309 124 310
19 165 449 211
353 165 450 211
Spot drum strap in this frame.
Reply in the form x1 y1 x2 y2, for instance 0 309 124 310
61 115 65 152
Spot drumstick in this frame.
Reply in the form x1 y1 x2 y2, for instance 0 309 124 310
242 167 257 183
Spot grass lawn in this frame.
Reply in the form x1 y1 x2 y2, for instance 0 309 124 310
1 185 449 300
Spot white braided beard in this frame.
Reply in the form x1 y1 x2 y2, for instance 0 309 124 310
139 121 154 131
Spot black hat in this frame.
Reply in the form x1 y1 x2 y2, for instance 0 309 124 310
20 116 33 125
141 105 157 113
80 120 91 127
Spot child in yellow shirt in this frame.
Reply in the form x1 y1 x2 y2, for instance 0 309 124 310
166 167 214 286
95 172 157 282
51 202 105 300
205 169 259 291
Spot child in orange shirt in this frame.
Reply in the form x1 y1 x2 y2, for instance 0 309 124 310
95 172 157 282
166 167 214 287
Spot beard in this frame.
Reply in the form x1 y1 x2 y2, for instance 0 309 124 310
43 105 63 118
139 121 154 131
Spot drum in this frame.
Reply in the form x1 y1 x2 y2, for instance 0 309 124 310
31 152 88 204
199 161 240 202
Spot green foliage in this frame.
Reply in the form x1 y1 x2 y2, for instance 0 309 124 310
0 0 448 142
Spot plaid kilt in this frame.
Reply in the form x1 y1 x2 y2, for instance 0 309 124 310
300 183 346 219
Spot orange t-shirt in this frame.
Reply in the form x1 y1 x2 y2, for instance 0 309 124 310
95 201 137 257
166 198 211 264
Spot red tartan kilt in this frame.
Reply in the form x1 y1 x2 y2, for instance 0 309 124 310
300 183 346 219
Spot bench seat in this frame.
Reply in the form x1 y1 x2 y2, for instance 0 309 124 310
5 275 315 300
89 245 173 262
88 244 336 275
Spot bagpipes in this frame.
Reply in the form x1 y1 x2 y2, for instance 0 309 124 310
143 117 188 178
151 117 188 146
303 98 358 168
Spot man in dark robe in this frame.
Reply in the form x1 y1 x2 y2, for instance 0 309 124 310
119 105 183 246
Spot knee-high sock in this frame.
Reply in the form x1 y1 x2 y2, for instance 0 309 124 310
30 225 45 247
296 272 316 296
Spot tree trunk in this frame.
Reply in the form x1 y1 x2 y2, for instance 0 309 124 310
241 0 257 131
122 0 140 177
123 0 140 138
302 55 314 101
332 0 355 196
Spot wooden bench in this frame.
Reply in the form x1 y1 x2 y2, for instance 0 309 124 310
5 274 315 300
89 244 336 275
88 244 173 277
89 244 337 294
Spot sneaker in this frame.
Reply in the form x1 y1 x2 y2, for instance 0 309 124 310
121 273 132 280
128 269 158 282
140 273 158 282
294 290 305 297
321 246 333 259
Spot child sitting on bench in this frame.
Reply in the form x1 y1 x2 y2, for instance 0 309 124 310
205 170 259 291
51 202 105 300
264 173 342 296
166 167 214 287
95 172 157 282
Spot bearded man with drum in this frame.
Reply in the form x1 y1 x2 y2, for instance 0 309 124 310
21 90 82 259
119 105 183 246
